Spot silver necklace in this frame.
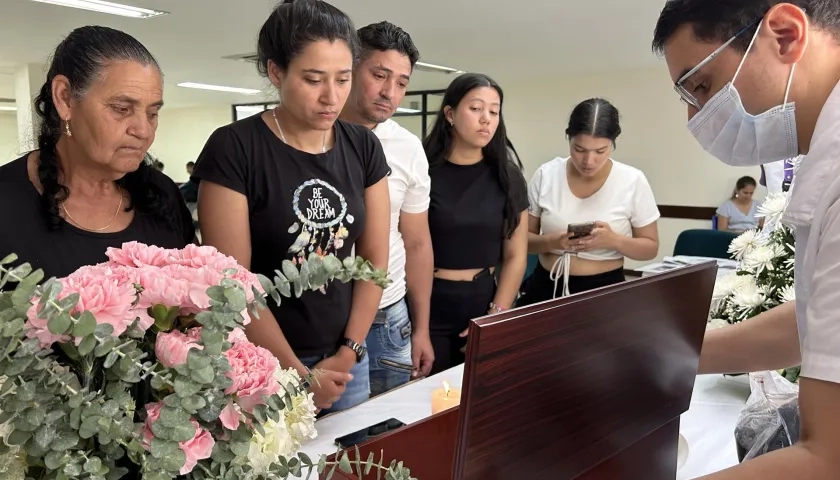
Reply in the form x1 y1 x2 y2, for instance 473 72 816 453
272 108 326 153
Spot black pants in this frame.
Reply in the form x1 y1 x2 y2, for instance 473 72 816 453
516 262 625 307
429 270 497 375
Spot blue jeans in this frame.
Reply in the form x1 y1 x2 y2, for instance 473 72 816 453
366 298 413 397
300 345 370 414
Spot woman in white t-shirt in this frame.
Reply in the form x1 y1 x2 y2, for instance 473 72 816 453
518 98 660 305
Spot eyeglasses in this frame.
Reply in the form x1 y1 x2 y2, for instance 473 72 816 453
674 22 758 110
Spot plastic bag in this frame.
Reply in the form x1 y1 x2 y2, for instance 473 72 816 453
734 371 800 462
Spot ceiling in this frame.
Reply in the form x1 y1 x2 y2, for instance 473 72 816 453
0 0 667 108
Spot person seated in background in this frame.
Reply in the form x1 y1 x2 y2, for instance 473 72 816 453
518 98 660 304
0 26 194 280
716 176 764 233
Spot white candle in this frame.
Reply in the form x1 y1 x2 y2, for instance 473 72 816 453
431 380 461 414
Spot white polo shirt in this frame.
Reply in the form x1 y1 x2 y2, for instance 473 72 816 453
372 119 431 309
783 79 840 384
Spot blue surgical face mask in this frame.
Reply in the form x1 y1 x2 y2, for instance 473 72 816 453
687 23 800 167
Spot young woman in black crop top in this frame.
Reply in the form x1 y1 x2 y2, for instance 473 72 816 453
192 0 390 413
423 73 529 374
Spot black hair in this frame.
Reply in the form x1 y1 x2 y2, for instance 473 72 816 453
732 175 757 198
256 0 359 76
422 73 525 238
565 98 622 146
652 0 840 55
357 21 421 68
186 161 195 168
34 25 169 231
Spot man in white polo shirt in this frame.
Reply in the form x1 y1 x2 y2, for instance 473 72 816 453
341 21 434 396
653 1 840 478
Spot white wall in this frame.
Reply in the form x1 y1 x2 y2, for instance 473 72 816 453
149 105 231 183
0 112 20 165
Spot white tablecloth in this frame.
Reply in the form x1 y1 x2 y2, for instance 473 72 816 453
300 365 751 479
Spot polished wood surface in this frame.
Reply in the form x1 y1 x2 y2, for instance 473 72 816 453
453 262 717 479
324 262 716 479
322 407 459 479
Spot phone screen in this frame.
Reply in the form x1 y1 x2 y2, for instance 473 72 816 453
334 418 406 449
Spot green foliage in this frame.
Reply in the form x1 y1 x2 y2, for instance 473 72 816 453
0 252 411 480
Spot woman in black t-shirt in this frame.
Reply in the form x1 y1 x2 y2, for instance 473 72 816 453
0 27 194 281
422 73 530 374
193 0 390 414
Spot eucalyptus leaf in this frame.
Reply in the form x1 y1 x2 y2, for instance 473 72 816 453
47 312 72 335
77 334 97 357
73 311 97 337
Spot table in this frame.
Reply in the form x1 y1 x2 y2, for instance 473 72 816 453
635 256 738 280
300 365 751 479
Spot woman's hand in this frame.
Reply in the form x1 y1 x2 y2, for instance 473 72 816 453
307 367 353 410
577 221 618 251
548 232 584 252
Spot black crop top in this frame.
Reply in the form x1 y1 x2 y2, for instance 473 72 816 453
192 115 390 357
429 159 529 269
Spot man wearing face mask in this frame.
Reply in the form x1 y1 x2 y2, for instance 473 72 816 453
653 1 840 478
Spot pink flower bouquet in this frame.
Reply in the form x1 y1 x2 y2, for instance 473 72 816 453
0 242 398 480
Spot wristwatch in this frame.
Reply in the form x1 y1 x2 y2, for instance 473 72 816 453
342 338 367 363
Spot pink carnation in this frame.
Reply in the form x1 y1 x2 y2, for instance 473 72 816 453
155 330 203 368
219 402 241 431
143 402 215 475
107 241 173 268
25 267 140 348
224 340 280 411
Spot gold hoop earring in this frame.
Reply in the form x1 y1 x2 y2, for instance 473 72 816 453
64 120 72 137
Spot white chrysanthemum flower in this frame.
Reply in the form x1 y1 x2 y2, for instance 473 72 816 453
732 280 767 309
707 318 730 330
741 244 781 275
246 417 295 475
756 192 789 227
779 284 796 303
273 367 318 449
713 272 754 300
728 229 762 260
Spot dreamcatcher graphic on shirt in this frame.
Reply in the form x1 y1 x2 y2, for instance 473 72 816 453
287 178 351 262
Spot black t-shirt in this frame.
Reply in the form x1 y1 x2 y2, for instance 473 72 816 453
0 154 195 280
429 159 529 269
192 115 390 357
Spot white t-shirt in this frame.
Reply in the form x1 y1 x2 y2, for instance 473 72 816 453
783 79 840 384
372 119 431 308
527 157 660 261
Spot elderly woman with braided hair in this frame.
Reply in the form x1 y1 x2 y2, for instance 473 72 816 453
0 26 194 280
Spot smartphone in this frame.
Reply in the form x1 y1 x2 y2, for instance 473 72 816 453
568 222 595 240
334 418 406 449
